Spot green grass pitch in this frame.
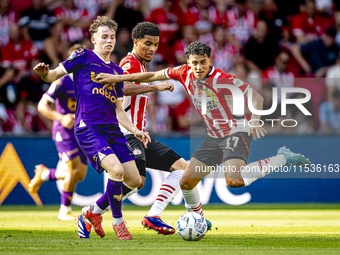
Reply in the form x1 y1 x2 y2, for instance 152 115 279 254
0 204 340 255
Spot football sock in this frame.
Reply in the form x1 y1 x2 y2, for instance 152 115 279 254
61 190 73 206
59 204 71 213
41 169 56 181
122 182 138 201
240 155 286 186
113 217 124 226
106 178 123 220
182 186 204 216
147 170 184 217
93 192 110 214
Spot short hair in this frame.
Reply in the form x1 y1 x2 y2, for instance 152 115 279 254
131 22 160 40
68 44 86 57
89 16 118 36
185 41 211 59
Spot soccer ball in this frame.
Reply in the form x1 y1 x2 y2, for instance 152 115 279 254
176 212 207 241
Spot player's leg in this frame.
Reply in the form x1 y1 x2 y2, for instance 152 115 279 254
180 135 222 216
58 154 88 221
222 133 311 187
141 139 187 234
180 158 211 216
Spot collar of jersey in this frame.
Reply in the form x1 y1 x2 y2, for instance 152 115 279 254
198 66 215 83
93 50 111 64
129 52 146 67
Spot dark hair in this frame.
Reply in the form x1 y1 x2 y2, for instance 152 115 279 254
185 41 211 59
132 22 160 40
332 89 340 98
89 16 118 36
235 0 247 3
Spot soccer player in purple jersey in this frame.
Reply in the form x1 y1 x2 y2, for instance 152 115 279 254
33 16 150 240
29 44 88 221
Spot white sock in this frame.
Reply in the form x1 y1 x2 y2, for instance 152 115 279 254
41 170 50 181
91 203 105 214
241 155 286 186
147 170 184 217
59 204 71 213
113 217 124 225
182 186 204 216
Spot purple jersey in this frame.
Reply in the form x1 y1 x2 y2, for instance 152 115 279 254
44 75 76 141
60 49 124 130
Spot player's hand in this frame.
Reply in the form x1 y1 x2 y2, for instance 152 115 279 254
248 121 267 140
33 62 49 77
156 82 174 92
60 113 75 129
134 130 151 148
96 73 121 85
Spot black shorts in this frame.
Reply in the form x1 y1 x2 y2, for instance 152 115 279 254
192 132 252 166
125 134 182 176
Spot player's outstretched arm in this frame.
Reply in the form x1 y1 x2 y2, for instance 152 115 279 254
245 88 267 140
38 96 75 129
123 81 174 96
116 100 151 148
96 69 168 86
33 63 66 83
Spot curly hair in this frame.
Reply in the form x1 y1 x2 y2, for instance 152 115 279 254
132 22 160 40
89 16 118 36
185 41 211 59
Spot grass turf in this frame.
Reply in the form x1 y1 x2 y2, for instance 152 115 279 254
0 204 340 254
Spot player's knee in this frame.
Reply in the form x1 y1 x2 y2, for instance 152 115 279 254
137 176 146 190
75 169 86 182
171 158 188 171
106 165 124 179
127 175 142 189
180 178 195 190
226 178 245 188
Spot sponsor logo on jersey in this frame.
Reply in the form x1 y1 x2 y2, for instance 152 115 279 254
133 148 142 155
92 87 118 105
122 62 131 71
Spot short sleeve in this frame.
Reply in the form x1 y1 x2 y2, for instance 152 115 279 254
164 65 187 81
120 60 141 75
217 73 250 95
60 49 88 74
44 78 64 103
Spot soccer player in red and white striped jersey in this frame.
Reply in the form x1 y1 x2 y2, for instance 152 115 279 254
97 41 311 220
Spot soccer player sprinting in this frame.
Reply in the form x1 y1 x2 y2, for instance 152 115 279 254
29 45 88 221
96 41 311 218
33 16 150 240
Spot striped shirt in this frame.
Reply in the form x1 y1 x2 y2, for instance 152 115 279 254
119 53 149 134
165 65 250 138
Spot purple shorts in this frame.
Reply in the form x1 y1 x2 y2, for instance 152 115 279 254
75 124 135 174
54 136 88 165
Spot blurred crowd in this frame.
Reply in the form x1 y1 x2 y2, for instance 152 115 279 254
1 0 340 136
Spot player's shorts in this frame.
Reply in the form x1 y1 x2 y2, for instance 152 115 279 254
125 134 182 177
75 125 135 174
192 132 252 166
54 138 88 165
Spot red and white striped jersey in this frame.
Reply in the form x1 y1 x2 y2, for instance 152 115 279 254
119 53 149 134
224 7 257 45
165 65 250 138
